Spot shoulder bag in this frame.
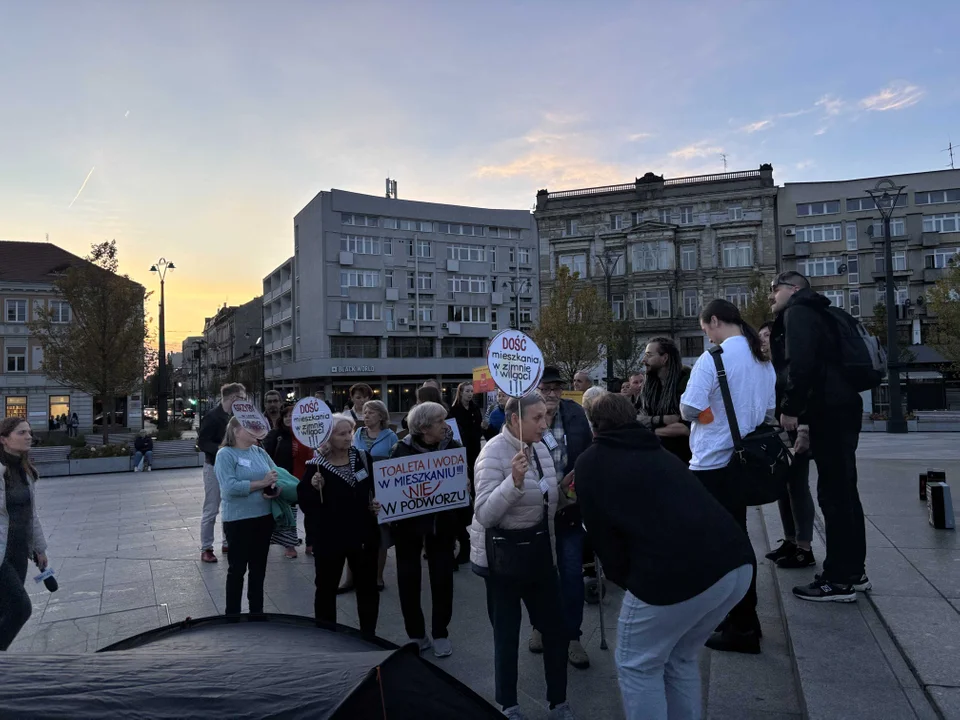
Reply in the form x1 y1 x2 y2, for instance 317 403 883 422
708 346 791 506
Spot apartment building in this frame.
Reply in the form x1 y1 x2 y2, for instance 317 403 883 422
270 188 538 412
535 166 778 363
202 297 262 402
778 169 960 348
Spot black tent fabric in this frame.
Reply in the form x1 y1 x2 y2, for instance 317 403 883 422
0 614 505 719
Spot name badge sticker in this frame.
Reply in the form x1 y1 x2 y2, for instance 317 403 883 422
238 458 252 468
355 469 369 481
537 478 550 496
542 433 559 451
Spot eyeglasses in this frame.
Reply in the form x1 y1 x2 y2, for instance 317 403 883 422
539 386 564 396
770 281 798 292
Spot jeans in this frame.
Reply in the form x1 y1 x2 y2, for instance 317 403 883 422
200 463 225 552
0 561 31 651
616 564 752 720
222 514 273 614
777 454 814 544
314 543 380 636
133 450 153 469
395 530 455 639
555 523 585 640
693 467 758 634
484 568 568 710
810 407 866 582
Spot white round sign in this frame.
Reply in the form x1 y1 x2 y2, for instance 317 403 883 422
231 400 270 440
290 396 334 449
486 329 544 398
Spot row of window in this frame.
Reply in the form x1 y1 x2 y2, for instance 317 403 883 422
340 301 532 324
340 234 533 263
794 248 957 279
342 213 524 238
797 188 960 216
557 240 754 277
1 395 71 420
330 336 489 360
4 299 71 324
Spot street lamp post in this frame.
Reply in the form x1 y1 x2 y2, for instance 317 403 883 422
502 278 531 330
150 258 175 430
595 248 624 392
865 179 907 434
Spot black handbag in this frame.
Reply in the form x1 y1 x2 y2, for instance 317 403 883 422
708 346 791 506
484 451 554 579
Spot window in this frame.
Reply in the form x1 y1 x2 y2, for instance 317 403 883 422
441 337 485 358
680 245 698 271
795 223 843 243
448 306 488 323
509 308 533 327
408 273 433 291
558 253 587 277
340 234 380 255
612 294 625 320
340 270 380 288
49 395 70 421
437 222 484 237
341 302 381 321
916 189 960 205
331 336 379 358
385 270 395 288
846 222 858 251
632 241 672 272
488 227 521 239
399 219 433 232
387 337 433 358
447 275 488 293
4 397 26 419
611 214 623 230
407 238 432 257
683 288 699 317
680 337 703 358
385 306 396 331
658 208 671 224
875 252 907 273
408 306 434 323
847 255 860 284
562 218 579 237
847 196 906 212
634 289 670 319
796 200 840 216
925 248 959 269
922 213 960 233
631 212 642 226
50 300 71 324
727 205 743 221
342 214 379 227
849 289 861 317
448 244 485 262
5 346 27 373
871 218 906 237
508 247 531 265
878 284 910 306
383 217 399 230
722 241 753 268
679 206 694 225
797 256 843 277
5 299 26 323
383 237 392 255
823 290 845 309
724 285 749 308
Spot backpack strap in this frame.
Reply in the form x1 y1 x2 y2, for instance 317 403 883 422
707 346 744 452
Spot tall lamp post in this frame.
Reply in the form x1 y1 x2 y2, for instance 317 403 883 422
502 277 531 330
865 179 907 434
595 248 624 391
193 339 207 418
150 258 175 430
244 330 264 406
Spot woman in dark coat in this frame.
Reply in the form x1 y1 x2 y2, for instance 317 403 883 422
447 382 483 565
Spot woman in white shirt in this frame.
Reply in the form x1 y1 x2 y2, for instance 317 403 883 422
680 299 776 656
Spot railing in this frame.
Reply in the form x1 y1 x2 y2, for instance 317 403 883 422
664 170 761 186
547 183 636 199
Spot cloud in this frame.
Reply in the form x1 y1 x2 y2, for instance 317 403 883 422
859 82 924 111
778 108 813 119
669 142 724 160
795 160 815 170
815 95 844 117
740 120 772 134
814 127 827 136
475 152 625 188
627 132 653 142
542 112 583 126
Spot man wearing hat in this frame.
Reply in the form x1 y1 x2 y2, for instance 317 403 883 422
528 366 594 669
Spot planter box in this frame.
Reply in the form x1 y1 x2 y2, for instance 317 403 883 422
907 420 918 432
873 421 887 432
69 456 133 476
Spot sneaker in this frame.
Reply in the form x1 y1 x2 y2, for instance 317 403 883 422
567 640 590 669
705 627 761 654
433 637 453 658
764 539 796 562
503 706 528 720
411 636 431 653
792 577 856 603
200 550 217 563
133 465 140 473
528 629 543 654
548 701 575 719
851 574 872 592
777 547 817 569
146 466 152 472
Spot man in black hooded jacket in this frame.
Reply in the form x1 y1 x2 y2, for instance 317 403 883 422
769 271 869 603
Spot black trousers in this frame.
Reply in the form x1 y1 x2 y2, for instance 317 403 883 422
0 560 31 651
810 406 866 583
223 514 274 615
314 542 379 636
693 466 759 634
484 569 568 710
395 530 455 639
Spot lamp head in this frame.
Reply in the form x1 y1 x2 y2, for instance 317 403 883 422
168 262 176 270
149 265 158 272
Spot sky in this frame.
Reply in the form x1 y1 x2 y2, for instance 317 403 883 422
2 0 959 347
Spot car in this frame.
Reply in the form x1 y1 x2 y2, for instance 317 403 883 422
182 408 196 419
93 412 125 427
143 407 158 421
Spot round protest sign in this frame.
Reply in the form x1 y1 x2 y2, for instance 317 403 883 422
231 399 270 440
290 396 333 449
486 329 544 398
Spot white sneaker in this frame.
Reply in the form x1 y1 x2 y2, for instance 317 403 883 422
503 706 528 720
548 702 575 719
433 637 452 658
146 466 152 472
411 636 431 653
133 466 140 472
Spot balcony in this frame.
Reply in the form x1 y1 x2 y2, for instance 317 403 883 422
924 268 946 283
282 279 292 293
871 267 913 281
281 335 293 348
281 308 292 321
339 251 354 266
794 243 811 257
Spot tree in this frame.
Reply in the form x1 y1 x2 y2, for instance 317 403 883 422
530 265 610 383
928 261 960 371
865 302 916 364
607 317 645 382
30 240 149 441
741 269 773 330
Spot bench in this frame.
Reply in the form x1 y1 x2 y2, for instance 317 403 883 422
149 439 204 470
87 432 137 447
29 446 72 478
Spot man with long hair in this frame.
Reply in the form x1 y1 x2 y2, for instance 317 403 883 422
636 337 692 462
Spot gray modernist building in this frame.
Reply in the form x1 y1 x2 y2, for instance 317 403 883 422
535 166 778 365
269 188 538 413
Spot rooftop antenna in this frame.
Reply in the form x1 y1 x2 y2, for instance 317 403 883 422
720 153 728 171
385 177 398 199
45 233 49 243
943 140 955 170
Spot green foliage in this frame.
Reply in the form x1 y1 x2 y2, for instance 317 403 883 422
607 318 646 381
741 270 773 330
155 428 184 441
928 261 960 371
36 432 86 448
69 443 131 459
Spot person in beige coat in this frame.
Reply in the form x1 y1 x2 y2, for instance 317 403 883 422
469 392 573 720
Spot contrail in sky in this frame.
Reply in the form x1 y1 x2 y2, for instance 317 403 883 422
68 166 96 208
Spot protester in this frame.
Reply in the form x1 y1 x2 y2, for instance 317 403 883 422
581 386 607 416
353 399 398 591
448 382 484 566
214 417 278 615
389 402 462 658
197 382 246 563
299 414 381 637
69 412 79 437
263 403 303 559
759 321 816 571
263 390 282 430
628 371 645 411
0 418 48 652
400 384 447 434
769 271 868 601
636 337 692 462
680 299 776 655
346 383 373 425
572 372 592 392
485 389 509 437
132 431 154 472
620 381 632 396
471 392 572 720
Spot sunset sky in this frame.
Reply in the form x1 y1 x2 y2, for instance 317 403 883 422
2 1 958 347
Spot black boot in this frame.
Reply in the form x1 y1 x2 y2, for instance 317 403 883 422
705 627 761 655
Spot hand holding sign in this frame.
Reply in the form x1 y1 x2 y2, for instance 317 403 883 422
231 400 270 440
291 396 333 449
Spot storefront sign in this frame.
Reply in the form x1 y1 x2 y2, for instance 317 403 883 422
330 365 376 373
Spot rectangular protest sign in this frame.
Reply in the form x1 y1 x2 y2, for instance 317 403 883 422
372 448 470 524
473 365 496 393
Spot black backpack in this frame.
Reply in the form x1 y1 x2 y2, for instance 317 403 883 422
820 305 886 392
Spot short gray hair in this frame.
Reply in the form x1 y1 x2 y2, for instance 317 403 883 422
581 386 606 414
362 400 390 429
504 392 546 424
330 413 356 435
407 402 448 436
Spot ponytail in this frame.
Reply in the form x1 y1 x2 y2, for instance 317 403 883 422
700 299 767 364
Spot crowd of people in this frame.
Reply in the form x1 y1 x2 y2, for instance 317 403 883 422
0 271 873 720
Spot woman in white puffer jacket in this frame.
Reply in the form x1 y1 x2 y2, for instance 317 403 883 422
469 392 573 720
